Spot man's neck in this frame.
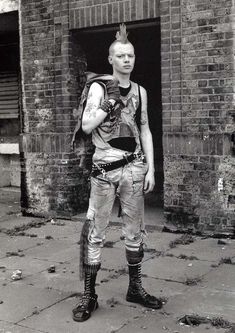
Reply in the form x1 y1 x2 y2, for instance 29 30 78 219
113 72 131 88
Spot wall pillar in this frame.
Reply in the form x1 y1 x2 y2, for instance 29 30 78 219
160 0 235 233
19 0 89 217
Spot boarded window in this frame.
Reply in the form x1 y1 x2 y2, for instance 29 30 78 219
0 71 19 119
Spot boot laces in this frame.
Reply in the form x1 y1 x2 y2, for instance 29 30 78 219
79 293 91 310
138 284 149 297
137 267 149 298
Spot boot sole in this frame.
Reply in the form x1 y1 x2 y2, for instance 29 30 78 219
126 296 162 309
73 301 99 322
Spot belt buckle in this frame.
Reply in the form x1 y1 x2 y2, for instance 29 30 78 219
134 152 144 161
93 163 106 178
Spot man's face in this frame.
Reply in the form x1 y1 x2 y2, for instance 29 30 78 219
108 42 135 75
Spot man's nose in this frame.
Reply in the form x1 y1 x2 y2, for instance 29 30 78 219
124 55 130 62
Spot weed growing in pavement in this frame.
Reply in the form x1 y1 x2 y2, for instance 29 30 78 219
177 254 199 260
164 253 199 260
3 220 47 236
179 315 234 330
226 325 235 333
179 314 210 326
219 257 235 265
169 234 195 248
184 276 202 286
211 317 232 329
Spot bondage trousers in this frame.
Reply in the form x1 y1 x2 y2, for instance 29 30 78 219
86 158 148 265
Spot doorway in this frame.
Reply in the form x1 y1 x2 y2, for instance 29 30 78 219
73 20 164 220
0 11 21 217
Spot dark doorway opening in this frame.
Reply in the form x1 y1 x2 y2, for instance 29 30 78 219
0 11 21 217
73 20 163 210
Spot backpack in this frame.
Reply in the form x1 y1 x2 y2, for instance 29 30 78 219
71 73 142 168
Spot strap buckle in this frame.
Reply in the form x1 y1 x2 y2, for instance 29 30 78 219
92 163 106 177
134 152 145 161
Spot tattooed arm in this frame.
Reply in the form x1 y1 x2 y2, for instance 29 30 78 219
139 86 155 193
82 82 108 134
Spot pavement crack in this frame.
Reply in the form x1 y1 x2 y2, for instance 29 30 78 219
16 293 77 324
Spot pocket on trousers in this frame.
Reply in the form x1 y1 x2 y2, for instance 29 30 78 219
131 160 148 183
130 160 148 195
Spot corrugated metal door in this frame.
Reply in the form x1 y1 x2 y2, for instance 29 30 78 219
0 71 19 119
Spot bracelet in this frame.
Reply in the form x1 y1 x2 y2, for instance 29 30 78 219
100 100 114 114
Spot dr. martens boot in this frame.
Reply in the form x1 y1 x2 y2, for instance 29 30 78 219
72 263 100 322
126 262 163 309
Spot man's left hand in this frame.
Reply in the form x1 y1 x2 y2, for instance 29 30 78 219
144 171 155 194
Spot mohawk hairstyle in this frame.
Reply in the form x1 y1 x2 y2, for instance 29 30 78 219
109 23 132 55
115 23 129 43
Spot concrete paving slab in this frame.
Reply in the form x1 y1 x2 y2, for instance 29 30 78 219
101 247 128 271
166 238 235 263
142 256 214 283
1 189 234 333
20 296 146 333
101 244 155 274
23 239 79 263
199 264 235 291
0 269 8 283
0 255 58 281
0 203 20 219
21 257 126 295
118 313 226 333
26 222 81 242
96 274 188 306
163 287 235 323
0 216 41 231
0 234 42 258
144 230 184 252
0 321 42 333
0 283 69 323
21 260 81 294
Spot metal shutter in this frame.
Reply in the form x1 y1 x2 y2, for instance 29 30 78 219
0 71 19 119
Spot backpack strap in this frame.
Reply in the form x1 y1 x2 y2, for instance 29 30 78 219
135 84 142 130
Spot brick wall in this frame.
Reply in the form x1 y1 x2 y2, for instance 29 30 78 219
19 0 89 217
160 0 235 233
69 0 160 29
19 0 161 217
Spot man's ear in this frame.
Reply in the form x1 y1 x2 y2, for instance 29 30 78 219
108 55 113 65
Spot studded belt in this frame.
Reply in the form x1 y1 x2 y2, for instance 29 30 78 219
91 152 144 178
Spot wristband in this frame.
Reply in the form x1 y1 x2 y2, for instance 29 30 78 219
100 100 114 114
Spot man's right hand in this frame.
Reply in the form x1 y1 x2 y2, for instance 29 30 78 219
106 79 120 103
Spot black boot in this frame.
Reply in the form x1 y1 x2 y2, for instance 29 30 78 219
72 263 100 322
126 263 163 309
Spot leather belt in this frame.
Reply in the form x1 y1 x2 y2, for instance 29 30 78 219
91 152 144 178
